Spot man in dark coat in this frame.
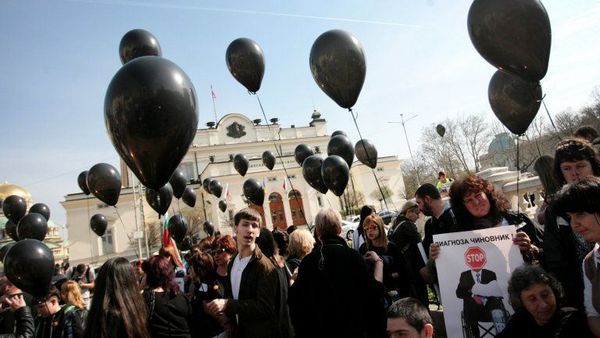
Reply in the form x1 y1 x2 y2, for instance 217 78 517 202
288 207 386 338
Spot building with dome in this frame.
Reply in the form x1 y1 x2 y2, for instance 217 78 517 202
0 183 68 262
62 112 407 266
479 132 516 170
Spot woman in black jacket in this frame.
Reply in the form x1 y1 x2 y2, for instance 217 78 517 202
0 294 33 338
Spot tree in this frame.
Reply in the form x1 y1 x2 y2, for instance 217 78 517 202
370 186 393 211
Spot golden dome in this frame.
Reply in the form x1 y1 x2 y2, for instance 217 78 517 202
0 184 32 202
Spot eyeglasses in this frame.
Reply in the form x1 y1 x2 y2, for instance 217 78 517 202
212 248 227 255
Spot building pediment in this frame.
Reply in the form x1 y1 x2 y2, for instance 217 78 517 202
215 113 257 143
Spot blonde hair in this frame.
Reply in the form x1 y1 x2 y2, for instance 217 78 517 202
288 229 316 259
363 214 388 250
314 208 342 238
61 280 86 310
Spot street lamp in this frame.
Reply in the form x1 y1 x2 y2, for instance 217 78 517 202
388 113 421 186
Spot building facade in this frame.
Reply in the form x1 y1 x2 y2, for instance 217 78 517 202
62 112 407 266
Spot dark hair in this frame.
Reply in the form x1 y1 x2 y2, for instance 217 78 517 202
553 176 600 215
34 285 61 305
357 205 375 236
534 155 560 198
84 257 149 338
507 264 564 311
76 264 87 274
255 228 277 258
286 225 298 235
142 255 180 294
199 236 215 252
415 183 441 200
234 208 262 226
387 297 432 333
212 235 237 256
574 125 599 142
188 252 215 280
553 138 600 186
272 229 289 256
449 174 509 227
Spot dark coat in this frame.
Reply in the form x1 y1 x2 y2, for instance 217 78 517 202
0 307 33 338
497 308 593 338
288 235 386 338
224 246 280 338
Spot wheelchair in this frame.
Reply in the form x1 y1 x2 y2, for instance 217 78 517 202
460 297 510 338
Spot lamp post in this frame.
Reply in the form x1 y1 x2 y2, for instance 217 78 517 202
388 113 421 186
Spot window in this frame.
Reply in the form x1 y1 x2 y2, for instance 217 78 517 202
317 196 323 207
377 167 384 172
101 229 114 255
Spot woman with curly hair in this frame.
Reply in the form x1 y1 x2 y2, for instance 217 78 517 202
83 257 149 338
497 264 592 337
142 255 192 338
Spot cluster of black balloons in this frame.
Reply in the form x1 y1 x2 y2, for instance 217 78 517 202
78 163 121 237
201 177 228 212
467 0 550 135
2 197 55 298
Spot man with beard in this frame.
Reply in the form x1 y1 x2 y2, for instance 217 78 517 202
414 184 457 260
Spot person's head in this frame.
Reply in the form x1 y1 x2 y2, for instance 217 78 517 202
414 184 441 217
450 174 509 226
272 229 289 256
233 208 262 249
61 280 86 310
142 255 180 294
553 138 600 186
387 297 434 338
533 155 560 198
357 205 375 235
198 236 215 253
507 264 563 326
286 225 298 235
363 213 388 250
314 207 342 239
211 235 237 268
34 286 62 317
85 257 149 338
574 125 599 143
553 176 600 243
188 251 215 281
75 263 87 275
400 200 419 223
438 171 446 181
288 229 316 259
255 228 278 258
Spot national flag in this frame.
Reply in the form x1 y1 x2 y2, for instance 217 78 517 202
282 176 288 193
211 85 216 99
263 177 268 195
225 183 232 201
162 213 183 268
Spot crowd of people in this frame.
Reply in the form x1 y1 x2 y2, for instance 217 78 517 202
0 126 600 338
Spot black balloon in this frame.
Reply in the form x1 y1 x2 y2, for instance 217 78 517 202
468 0 551 82
87 163 121 206
355 139 378 169
168 215 187 243
202 178 213 192
0 243 14 262
203 221 215 237
488 70 542 135
29 203 50 221
77 171 90 195
226 38 265 93
294 144 314 166
331 130 347 138
310 30 366 109
328 135 354 168
233 154 249 176
17 213 48 241
4 239 55 298
90 214 108 237
182 187 196 207
105 56 198 191
209 180 223 198
119 29 162 65
436 124 446 138
262 151 275 170
2 195 27 224
146 183 173 216
5 220 18 242
243 179 265 206
169 169 187 199
321 155 350 196
302 155 328 194
219 200 227 212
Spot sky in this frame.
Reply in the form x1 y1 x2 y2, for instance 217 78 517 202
1 0 600 226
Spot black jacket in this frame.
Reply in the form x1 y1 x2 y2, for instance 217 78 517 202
0 307 33 338
289 235 386 338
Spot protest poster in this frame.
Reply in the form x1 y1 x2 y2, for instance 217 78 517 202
433 226 524 338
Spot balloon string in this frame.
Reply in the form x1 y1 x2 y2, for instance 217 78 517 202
86 197 94 264
177 199 182 215
516 135 521 216
113 206 139 258
349 108 395 212
539 94 561 140
255 94 309 227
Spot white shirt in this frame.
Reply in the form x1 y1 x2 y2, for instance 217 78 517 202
230 255 251 300
583 243 600 317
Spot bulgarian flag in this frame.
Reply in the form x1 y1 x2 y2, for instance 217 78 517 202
162 213 183 268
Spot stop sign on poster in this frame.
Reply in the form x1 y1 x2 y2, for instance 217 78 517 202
464 246 487 270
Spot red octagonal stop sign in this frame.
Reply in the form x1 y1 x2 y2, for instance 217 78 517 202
464 246 487 270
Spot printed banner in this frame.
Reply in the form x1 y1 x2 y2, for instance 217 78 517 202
433 226 524 338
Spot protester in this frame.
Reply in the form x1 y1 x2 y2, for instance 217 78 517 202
272 227 289 257
388 200 421 250
0 293 33 338
289 207 386 338
60 281 88 334
34 286 83 338
542 138 600 309
83 257 149 338
142 255 192 338
436 171 453 197
205 208 280 338
285 229 315 275
352 205 375 251
498 264 592 337
415 183 457 259
0 279 34 335
187 251 224 338
386 297 434 338
211 235 237 298
553 176 600 335
574 125 599 143
66 264 94 309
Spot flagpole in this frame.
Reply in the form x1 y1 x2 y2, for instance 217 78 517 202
211 85 218 123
